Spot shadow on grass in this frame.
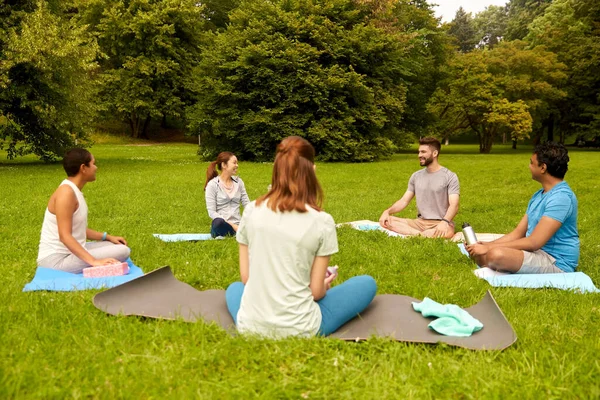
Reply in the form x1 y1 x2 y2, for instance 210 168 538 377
396 143 600 156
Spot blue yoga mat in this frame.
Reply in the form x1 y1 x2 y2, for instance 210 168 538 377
357 224 382 231
353 223 405 237
23 258 143 292
153 233 220 242
457 243 600 293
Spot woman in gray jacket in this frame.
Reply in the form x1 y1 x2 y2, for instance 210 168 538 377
204 152 250 237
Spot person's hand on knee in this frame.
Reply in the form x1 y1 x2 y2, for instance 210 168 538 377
379 210 391 228
432 221 453 238
106 235 127 246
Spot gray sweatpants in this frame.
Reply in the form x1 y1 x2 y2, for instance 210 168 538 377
38 241 131 274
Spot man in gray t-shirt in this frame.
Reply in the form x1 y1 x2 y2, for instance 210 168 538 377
379 137 460 238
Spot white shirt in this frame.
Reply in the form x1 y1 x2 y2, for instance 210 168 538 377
37 180 88 262
235 200 339 338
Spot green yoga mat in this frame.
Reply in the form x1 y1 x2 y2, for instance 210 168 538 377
93 266 517 351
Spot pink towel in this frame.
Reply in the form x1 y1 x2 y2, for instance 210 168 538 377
83 262 129 278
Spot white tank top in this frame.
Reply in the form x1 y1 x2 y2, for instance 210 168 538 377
37 179 88 262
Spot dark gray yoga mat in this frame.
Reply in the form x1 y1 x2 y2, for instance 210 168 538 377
93 266 517 350
93 266 235 329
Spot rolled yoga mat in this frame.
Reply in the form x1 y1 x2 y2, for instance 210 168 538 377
93 266 517 350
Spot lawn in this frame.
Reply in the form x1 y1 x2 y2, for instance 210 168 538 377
1 143 599 398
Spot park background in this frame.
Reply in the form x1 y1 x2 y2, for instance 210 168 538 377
1 0 599 398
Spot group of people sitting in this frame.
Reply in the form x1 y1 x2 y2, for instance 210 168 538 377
36 136 579 338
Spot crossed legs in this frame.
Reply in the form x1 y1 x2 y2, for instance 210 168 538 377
473 247 563 274
38 241 131 273
387 217 455 239
472 247 524 273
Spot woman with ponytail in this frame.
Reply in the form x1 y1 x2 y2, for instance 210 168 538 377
204 152 250 238
225 136 377 338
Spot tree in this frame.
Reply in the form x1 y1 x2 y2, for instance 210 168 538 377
0 1 99 161
447 7 477 53
504 0 553 40
187 0 419 162
201 0 241 31
526 0 600 141
473 5 508 49
80 0 205 138
486 41 567 144
427 42 566 153
380 0 455 139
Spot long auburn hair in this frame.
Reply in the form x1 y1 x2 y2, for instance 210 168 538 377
256 136 323 213
204 151 235 190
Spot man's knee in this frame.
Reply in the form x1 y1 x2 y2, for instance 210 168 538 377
486 247 506 268
444 227 456 239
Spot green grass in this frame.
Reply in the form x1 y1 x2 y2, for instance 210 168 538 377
1 144 599 399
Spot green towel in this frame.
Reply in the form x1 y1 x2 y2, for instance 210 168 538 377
412 298 484 337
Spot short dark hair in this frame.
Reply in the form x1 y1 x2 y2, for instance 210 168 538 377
418 137 441 153
533 142 569 179
63 148 92 177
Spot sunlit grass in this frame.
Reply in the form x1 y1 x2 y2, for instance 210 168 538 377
1 143 599 398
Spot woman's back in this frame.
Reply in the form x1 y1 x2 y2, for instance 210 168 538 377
236 200 338 337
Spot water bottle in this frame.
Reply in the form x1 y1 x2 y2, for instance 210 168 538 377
462 222 478 246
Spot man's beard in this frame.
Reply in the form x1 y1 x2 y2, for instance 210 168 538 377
420 156 433 166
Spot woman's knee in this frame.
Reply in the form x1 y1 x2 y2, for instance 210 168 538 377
212 218 226 229
226 281 244 296
361 275 377 299
348 275 377 298
112 244 131 261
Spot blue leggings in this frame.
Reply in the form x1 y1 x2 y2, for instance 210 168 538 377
211 218 236 238
225 275 377 336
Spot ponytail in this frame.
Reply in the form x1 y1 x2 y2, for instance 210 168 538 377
204 161 219 190
257 136 322 212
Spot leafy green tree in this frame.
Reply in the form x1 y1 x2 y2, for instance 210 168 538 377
486 40 567 143
526 0 600 141
473 5 508 48
447 7 477 52
504 0 552 40
201 0 241 31
381 0 455 139
187 0 419 162
80 0 205 138
428 41 566 153
0 1 99 161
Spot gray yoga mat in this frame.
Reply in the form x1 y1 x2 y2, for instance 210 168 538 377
93 266 517 350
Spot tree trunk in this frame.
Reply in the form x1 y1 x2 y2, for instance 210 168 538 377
479 131 493 153
532 128 544 145
444 136 450 146
130 113 141 138
560 130 565 144
129 118 134 137
512 139 517 149
547 114 555 142
141 116 151 139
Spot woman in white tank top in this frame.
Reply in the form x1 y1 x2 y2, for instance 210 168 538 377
37 148 130 273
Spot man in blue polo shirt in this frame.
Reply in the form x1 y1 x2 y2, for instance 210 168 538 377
466 142 579 273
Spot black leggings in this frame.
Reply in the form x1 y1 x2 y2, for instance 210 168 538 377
211 218 236 238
